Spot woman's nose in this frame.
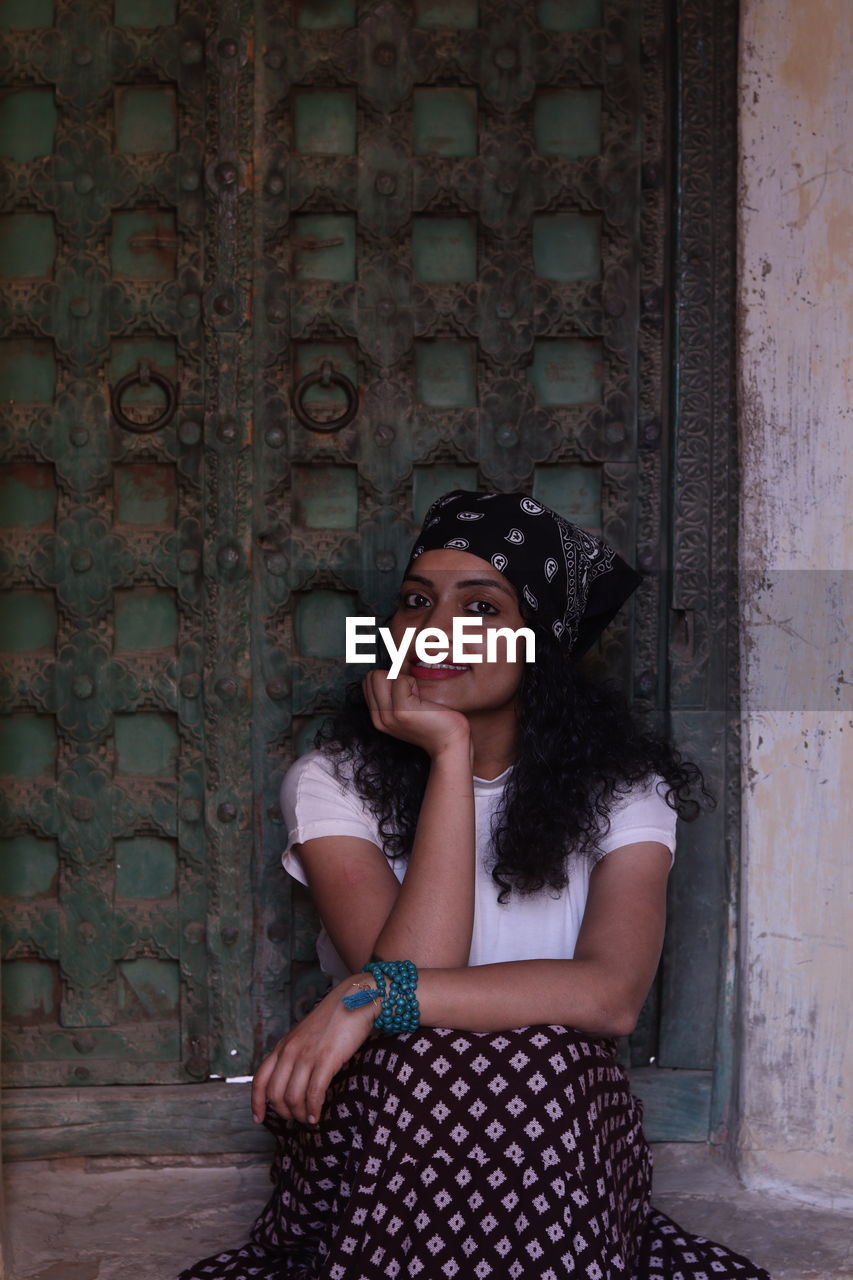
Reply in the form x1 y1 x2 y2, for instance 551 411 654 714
415 597 459 635
414 608 486 656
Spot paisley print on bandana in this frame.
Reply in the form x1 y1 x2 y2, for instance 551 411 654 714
404 490 642 654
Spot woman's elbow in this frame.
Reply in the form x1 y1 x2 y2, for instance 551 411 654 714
608 1005 641 1038
585 1004 638 1038
593 983 647 1038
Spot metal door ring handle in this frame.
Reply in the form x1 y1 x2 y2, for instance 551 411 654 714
292 361 359 432
111 362 177 433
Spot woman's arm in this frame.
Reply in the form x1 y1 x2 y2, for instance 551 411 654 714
254 838 670 1124
415 839 671 1036
375 747 475 969
298 671 477 970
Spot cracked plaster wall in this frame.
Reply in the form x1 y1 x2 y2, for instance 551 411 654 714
737 0 852 1207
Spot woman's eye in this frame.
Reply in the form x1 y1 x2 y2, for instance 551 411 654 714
402 591 431 608
467 599 499 616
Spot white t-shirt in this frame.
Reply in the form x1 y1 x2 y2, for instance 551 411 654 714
280 748 677 982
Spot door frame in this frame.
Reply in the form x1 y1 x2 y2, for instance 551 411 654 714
668 0 740 1145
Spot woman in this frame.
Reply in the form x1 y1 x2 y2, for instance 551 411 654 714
181 490 770 1280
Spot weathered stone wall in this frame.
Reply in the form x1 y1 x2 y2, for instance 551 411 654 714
738 0 853 1206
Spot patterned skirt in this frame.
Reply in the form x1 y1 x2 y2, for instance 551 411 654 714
179 1025 771 1280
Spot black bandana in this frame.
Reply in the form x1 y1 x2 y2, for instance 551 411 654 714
404 490 641 655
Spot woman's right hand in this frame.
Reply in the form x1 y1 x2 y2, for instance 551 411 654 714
362 669 474 766
252 978 378 1126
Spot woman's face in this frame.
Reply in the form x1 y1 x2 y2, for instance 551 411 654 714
386 548 529 716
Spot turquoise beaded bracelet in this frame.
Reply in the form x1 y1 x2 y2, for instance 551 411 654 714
370 960 420 1034
340 959 420 1034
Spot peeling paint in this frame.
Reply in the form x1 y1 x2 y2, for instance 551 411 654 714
738 0 853 1207
778 0 845 101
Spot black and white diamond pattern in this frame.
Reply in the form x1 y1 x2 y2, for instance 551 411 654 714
179 1027 771 1280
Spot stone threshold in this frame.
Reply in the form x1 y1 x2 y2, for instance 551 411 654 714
3 1144 852 1280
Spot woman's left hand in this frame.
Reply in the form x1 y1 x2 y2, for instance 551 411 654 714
251 979 378 1126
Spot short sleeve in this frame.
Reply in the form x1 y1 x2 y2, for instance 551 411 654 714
280 748 382 886
595 775 678 865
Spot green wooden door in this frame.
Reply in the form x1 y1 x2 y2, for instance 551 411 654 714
1 0 738 1147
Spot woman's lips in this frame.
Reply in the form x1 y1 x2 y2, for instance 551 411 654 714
409 663 469 680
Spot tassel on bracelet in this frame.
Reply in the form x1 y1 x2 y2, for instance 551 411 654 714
340 986 381 1010
339 959 420 1034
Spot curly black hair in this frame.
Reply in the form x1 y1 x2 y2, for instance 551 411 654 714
313 625 712 903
